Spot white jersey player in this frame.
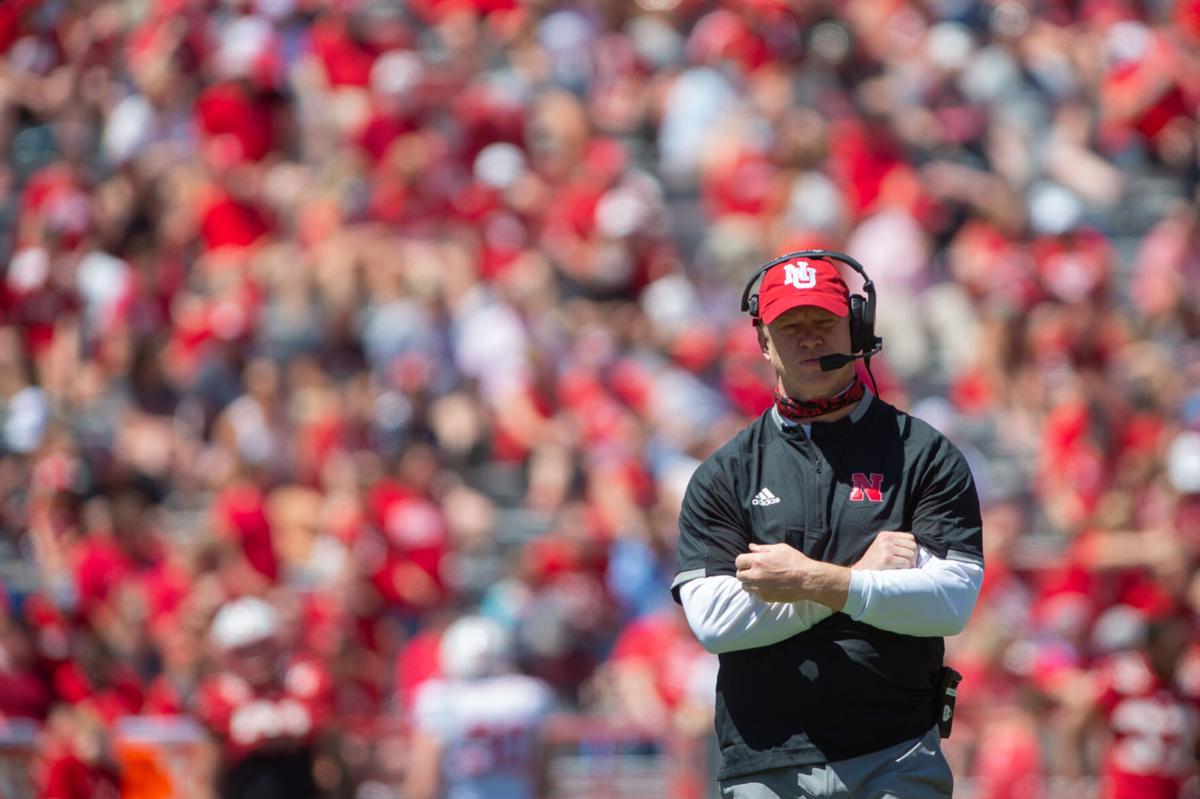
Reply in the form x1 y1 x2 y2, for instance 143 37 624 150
404 615 556 799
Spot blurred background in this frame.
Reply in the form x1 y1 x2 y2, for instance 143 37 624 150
0 0 1198 797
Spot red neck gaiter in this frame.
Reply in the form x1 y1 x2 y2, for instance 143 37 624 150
774 376 865 422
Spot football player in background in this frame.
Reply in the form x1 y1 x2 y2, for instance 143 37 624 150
195 596 333 799
1063 608 1200 799
404 614 556 799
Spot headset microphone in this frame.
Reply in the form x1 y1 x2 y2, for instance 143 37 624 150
818 340 883 372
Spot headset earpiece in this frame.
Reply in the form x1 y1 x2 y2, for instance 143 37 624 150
849 294 867 354
860 281 877 350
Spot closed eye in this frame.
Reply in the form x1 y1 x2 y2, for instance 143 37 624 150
781 321 836 334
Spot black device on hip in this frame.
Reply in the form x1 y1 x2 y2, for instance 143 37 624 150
936 666 963 739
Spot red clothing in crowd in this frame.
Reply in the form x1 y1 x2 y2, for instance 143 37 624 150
0 664 53 720
366 481 450 612
196 81 278 162
195 657 333 764
828 118 903 219
72 536 132 619
73 531 187 626
393 626 443 715
1093 650 1200 799
357 106 418 164
35 751 120 799
19 164 90 249
213 481 279 583
971 709 1046 799
310 15 379 88
142 674 191 716
0 0 37 53
53 661 145 724
610 611 708 711
198 188 273 252
702 148 778 221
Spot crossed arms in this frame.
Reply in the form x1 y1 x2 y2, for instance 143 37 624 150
679 532 983 654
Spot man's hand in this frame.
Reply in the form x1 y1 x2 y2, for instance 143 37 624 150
735 543 814 603
735 534 917 610
852 531 918 571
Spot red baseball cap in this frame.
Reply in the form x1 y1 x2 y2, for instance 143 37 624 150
756 257 850 324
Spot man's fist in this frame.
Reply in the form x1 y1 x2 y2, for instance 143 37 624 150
853 531 918 571
735 542 813 603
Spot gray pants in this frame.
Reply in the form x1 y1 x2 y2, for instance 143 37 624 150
720 727 952 799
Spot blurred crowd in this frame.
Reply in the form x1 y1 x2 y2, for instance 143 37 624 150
0 0 1198 796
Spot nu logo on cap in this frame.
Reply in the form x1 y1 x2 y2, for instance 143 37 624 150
783 261 817 290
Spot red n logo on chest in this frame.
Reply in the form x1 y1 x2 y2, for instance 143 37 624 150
849 473 885 502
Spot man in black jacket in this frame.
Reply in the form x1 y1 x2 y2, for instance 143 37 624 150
672 253 984 798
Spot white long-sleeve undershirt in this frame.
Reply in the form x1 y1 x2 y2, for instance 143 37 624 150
842 547 983 636
679 576 834 654
679 548 983 653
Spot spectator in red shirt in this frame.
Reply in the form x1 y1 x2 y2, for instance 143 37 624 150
1063 609 1200 799
605 604 716 738
34 705 121 799
51 628 145 725
0 606 53 720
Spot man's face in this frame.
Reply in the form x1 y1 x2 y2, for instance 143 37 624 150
226 638 282 687
758 306 855 401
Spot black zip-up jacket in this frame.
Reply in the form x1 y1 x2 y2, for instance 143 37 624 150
672 394 983 779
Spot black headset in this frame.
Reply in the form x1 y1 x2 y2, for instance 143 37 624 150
740 249 882 359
